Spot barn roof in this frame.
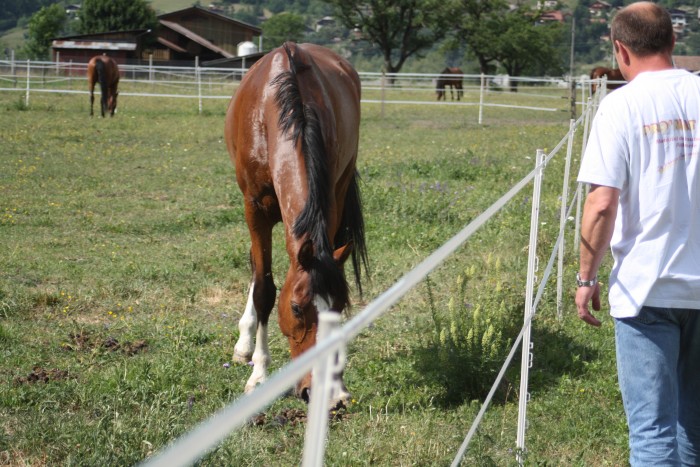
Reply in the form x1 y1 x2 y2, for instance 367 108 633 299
673 55 700 72
51 40 137 51
158 5 261 35
159 19 234 58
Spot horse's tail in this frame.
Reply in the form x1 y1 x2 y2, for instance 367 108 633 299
274 43 350 306
95 59 108 109
335 170 369 297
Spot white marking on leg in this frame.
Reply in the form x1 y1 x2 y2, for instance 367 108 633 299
244 322 271 393
233 283 256 363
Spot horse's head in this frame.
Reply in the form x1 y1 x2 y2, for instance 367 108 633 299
108 91 118 116
278 238 353 403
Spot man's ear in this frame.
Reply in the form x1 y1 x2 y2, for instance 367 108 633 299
615 40 631 66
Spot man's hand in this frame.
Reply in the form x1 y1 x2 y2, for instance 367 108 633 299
575 282 602 327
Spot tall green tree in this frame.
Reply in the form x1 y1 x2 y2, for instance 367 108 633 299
79 0 157 34
323 0 453 75
446 0 509 74
495 12 564 88
23 4 66 60
261 12 307 50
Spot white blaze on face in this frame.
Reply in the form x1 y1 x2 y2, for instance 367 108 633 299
313 294 332 314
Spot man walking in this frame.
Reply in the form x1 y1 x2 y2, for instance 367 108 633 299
575 2 700 465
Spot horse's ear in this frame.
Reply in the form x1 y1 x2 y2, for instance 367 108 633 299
298 239 314 270
333 241 353 266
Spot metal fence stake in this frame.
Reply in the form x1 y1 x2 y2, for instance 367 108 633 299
302 310 344 467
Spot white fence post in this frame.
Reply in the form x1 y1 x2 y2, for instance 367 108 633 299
25 59 30 107
516 148 545 465
380 71 386 118
478 73 485 125
575 96 594 254
557 120 577 319
302 310 344 467
196 56 202 114
149 54 154 82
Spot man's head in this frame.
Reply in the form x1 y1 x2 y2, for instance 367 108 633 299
611 2 674 57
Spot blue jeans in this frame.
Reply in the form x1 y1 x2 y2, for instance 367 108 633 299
615 307 700 467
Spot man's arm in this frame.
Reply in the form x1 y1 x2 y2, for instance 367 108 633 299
576 184 619 327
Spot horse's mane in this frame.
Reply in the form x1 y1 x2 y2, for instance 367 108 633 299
271 43 351 306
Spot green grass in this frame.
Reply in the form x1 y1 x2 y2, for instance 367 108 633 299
0 89 627 466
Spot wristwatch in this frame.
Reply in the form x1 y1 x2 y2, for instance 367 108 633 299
576 272 598 287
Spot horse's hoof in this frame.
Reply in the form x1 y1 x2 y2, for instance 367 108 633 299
232 352 251 364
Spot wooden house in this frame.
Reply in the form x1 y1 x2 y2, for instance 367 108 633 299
51 5 261 66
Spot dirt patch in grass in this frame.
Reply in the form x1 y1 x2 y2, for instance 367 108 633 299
13 367 71 385
61 330 148 355
249 407 349 428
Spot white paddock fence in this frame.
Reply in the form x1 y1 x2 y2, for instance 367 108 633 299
132 85 609 466
0 59 604 122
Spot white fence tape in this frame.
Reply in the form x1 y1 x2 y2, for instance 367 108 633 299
0 60 602 116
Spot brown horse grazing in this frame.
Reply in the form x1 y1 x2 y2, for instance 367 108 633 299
590 66 626 94
87 55 120 117
224 42 368 406
436 67 464 101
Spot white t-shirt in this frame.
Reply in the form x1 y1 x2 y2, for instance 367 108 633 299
578 68 700 318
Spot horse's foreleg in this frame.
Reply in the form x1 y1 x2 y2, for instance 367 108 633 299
89 88 94 116
233 284 257 364
233 282 272 394
235 219 276 393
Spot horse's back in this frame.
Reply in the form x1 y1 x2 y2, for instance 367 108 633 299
226 43 360 181
87 55 119 85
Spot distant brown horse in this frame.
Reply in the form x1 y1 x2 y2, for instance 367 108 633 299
590 66 626 94
436 67 464 101
87 55 120 117
224 42 368 406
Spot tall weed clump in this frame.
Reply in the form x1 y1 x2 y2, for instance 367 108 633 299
426 256 523 404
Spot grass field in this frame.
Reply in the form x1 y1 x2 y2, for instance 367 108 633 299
0 89 627 466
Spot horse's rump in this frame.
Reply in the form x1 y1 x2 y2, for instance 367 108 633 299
87 55 120 116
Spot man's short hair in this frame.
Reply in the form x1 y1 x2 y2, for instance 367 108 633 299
611 2 674 56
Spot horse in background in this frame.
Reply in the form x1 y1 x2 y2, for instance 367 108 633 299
436 67 464 101
224 42 368 407
590 66 626 94
87 55 120 117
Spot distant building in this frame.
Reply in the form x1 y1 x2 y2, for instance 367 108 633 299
673 55 700 72
668 9 687 35
315 16 336 32
51 5 261 65
65 4 80 18
589 0 612 17
539 10 567 24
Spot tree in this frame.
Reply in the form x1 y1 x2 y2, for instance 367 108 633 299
447 0 509 74
495 12 564 89
79 0 157 34
24 4 66 60
261 13 308 50
323 0 454 75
